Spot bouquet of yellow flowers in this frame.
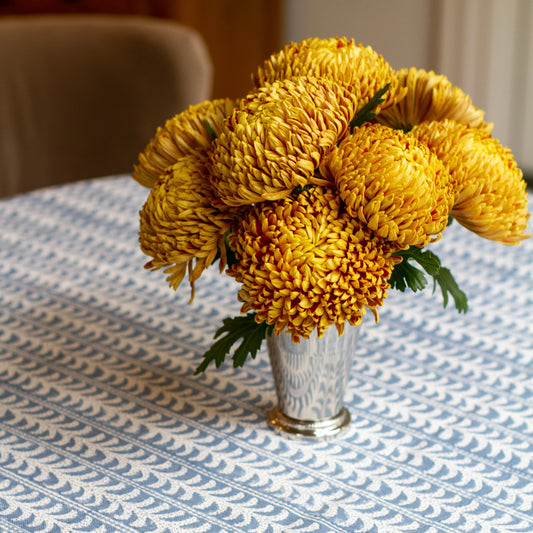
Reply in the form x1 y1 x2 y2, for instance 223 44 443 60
133 37 530 373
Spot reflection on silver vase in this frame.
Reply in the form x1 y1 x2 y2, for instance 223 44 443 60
267 324 360 439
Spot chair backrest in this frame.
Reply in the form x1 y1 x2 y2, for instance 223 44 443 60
0 14 213 197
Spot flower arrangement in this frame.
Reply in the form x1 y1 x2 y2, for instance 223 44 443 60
133 37 530 373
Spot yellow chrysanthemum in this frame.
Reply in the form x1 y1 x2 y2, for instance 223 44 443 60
133 98 238 188
411 120 530 244
377 67 492 132
139 152 238 295
253 37 401 115
208 76 357 206
227 186 397 341
320 123 453 248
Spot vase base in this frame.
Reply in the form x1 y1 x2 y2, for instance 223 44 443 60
267 406 351 439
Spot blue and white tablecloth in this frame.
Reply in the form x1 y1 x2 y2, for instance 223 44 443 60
0 176 531 533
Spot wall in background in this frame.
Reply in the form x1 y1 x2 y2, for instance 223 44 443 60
284 0 440 71
284 0 533 176
437 0 532 176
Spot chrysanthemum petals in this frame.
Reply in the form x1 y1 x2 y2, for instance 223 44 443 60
253 37 401 115
208 76 357 206
133 98 238 188
139 152 239 294
412 120 530 244
227 186 396 341
377 67 492 132
377 67 492 131
321 123 454 248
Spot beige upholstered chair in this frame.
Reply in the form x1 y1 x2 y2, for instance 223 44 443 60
0 15 213 197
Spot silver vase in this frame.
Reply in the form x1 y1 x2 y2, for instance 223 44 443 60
266 324 360 439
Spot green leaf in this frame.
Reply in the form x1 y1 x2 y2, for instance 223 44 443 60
292 184 313 196
194 313 274 374
434 267 468 313
396 247 441 277
390 246 468 313
349 83 391 130
389 259 428 292
211 229 239 269
205 120 217 141
223 230 239 268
